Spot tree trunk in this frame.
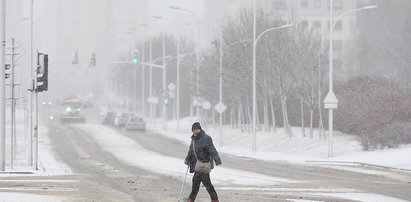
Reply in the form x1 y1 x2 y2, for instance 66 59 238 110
280 87 292 137
247 100 252 133
230 107 233 128
284 96 293 137
310 78 314 139
241 102 246 133
256 104 261 131
301 97 305 137
280 93 287 135
269 95 276 133
264 98 269 132
318 55 325 139
238 102 243 132
310 106 314 139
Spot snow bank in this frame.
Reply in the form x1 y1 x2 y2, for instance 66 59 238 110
148 117 411 170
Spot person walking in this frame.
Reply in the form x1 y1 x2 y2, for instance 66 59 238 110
184 122 221 202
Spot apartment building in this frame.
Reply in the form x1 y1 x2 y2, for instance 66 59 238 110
203 0 369 73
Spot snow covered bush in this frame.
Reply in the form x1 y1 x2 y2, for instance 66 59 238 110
335 76 411 150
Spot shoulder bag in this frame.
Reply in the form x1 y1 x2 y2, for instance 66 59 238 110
193 140 212 173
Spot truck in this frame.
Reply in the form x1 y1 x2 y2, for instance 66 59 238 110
59 97 86 123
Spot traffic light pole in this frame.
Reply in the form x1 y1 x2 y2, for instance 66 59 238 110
34 52 39 170
34 89 38 170
10 38 15 169
0 0 5 172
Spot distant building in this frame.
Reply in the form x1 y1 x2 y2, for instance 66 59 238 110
33 0 149 98
203 0 370 73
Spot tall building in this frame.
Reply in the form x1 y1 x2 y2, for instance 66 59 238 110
33 0 149 100
264 0 359 72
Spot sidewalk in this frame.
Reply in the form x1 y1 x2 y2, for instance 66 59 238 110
147 117 411 171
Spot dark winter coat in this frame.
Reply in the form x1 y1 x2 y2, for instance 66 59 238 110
185 130 221 173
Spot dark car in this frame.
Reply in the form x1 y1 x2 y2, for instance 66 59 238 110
102 112 116 125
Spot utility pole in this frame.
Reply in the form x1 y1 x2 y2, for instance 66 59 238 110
0 0 6 172
149 38 153 120
141 43 145 118
162 34 167 129
29 0 34 167
219 27 223 147
10 38 15 169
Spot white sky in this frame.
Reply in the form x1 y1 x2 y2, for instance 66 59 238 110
148 0 205 38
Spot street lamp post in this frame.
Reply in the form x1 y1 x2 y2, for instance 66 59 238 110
218 30 250 147
252 0 292 152
324 1 377 158
169 6 201 121
0 0 5 171
162 33 167 129
153 15 184 129
141 43 146 118
139 24 156 120
153 16 174 129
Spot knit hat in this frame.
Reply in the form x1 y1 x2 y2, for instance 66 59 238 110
192 122 202 131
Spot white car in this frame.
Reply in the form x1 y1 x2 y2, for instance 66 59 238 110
124 116 146 131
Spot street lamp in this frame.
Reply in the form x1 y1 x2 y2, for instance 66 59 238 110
252 0 292 152
139 24 156 120
12 17 29 37
324 1 377 158
218 28 250 147
169 6 201 121
152 15 182 129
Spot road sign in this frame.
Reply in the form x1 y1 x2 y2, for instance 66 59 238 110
168 83 176 91
214 102 227 114
202 101 211 110
324 91 338 109
169 91 175 98
193 96 203 107
147 97 159 104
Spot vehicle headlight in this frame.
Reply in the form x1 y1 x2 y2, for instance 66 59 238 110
66 107 72 112
49 116 54 120
77 108 81 112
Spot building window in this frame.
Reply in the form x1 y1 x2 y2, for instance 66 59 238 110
301 0 309 8
328 20 343 31
327 0 343 10
300 20 308 30
314 0 321 8
333 40 343 51
334 21 343 31
313 21 321 29
272 1 287 10
334 0 343 9
333 59 343 69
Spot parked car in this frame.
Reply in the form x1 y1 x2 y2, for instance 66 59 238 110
102 112 116 125
125 116 146 131
114 112 136 128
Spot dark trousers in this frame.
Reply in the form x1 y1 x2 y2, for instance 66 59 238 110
189 172 218 200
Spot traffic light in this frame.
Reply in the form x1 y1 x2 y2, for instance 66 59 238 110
89 52 96 67
5 64 10 79
163 91 169 105
131 50 139 64
36 54 48 92
164 97 169 105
